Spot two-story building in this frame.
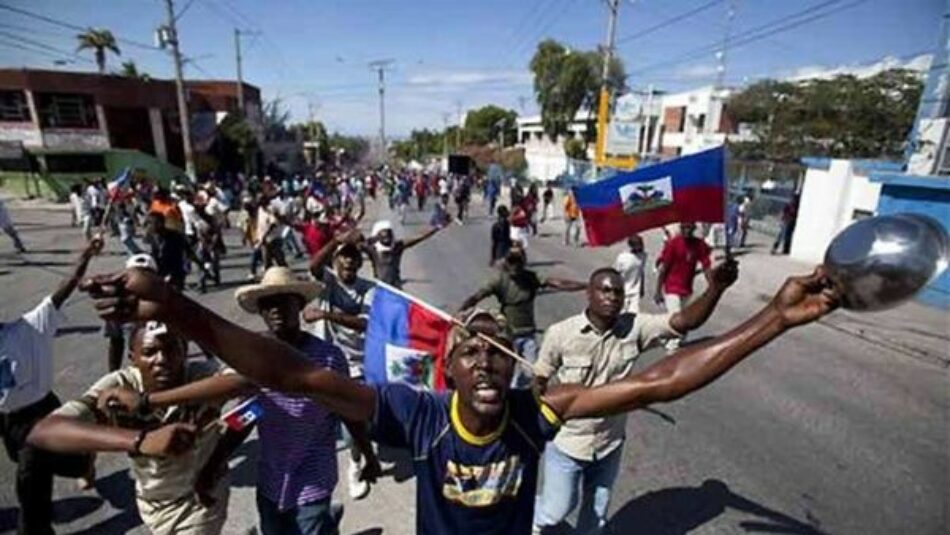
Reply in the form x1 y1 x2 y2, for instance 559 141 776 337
0 68 262 173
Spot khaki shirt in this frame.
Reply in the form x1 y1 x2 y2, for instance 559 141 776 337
535 311 679 461
54 361 230 535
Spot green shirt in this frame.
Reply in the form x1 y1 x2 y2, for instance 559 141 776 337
479 269 546 336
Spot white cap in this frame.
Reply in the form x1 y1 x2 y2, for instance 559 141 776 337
126 254 158 272
372 220 393 237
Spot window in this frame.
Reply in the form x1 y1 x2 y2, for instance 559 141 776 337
695 113 706 132
0 90 31 122
36 93 98 129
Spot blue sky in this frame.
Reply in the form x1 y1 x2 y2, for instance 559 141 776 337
0 0 941 137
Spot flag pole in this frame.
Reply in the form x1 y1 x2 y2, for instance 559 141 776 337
368 276 537 372
722 146 732 261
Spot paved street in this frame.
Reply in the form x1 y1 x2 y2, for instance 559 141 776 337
0 193 946 534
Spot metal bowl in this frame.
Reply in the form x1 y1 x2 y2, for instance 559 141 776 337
824 213 949 311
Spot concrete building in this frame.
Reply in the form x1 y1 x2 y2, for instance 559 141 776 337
516 111 594 183
655 86 742 157
0 68 262 170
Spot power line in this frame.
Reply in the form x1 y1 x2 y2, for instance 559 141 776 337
0 38 71 61
0 2 161 51
507 0 572 69
617 0 724 45
629 0 866 78
0 30 93 63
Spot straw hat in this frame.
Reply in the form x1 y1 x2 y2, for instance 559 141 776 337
235 267 323 314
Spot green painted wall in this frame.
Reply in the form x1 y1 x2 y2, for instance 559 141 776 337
0 149 183 202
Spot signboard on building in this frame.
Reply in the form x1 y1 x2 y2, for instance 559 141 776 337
604 93 643 156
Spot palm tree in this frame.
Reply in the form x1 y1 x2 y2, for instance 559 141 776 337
76 28 120 74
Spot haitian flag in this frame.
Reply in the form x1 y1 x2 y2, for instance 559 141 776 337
221 397 263 431
107 167 133 202
365 284 453 390
573 146 726 246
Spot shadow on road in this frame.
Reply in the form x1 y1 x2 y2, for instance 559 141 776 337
600 479 826 535
66 469 143 534
0 496 104 533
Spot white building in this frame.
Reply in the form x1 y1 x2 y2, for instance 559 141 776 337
516 111 594 183
655 86 745 157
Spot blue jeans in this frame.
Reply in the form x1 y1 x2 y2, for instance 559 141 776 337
512 334 538 387
256 492 339 535
534 442 623 534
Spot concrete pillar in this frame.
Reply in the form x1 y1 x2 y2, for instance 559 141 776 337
24 89 44 148
95 103 110 146
149 108 168 162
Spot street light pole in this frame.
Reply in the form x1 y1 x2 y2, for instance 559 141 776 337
369 59 394 161
162 0 195 179
595 0 621 169
234 28 244 115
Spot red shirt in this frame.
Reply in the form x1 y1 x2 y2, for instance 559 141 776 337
658 235 712 296
295 222 333 256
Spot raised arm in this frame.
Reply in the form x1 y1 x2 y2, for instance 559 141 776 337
668 259 738 333
82 270 377 422
302 308 368 332
544 267 839 420
459 285 494 312
52 235 102 308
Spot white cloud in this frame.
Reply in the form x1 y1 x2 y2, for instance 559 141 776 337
674 64 719 80
783 54 932 82
407 70 531 87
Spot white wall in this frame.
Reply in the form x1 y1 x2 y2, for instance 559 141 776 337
791 159 882 263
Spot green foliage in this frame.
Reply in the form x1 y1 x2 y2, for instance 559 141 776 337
563 137 587 160
218 114 258 173
391 128 444 161
463 105 518 146
290 120 330 162
76 28 120 74
119 60 149 81
262 98 293 141
529 39 625 140
327 133 369 165
727 68 923 162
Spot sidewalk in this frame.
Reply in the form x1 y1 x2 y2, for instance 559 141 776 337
727 235 949 369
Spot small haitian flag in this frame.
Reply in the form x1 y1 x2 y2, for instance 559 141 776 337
573 146 726 245
364 284 453 390
221 397 263 431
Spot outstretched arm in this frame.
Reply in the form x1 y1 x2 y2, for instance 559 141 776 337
97 374 254 414
28 415 196 457
52 236 102 308
403 226 442 249
668 259 738 333
82 270 378 422
544 277 587 292
303 308 368 332
543 267 839 420
459 287 493 312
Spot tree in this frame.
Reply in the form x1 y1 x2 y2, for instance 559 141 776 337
529 39 625 142
76 28 120 74
217 114 258 174
262 98 292 141
391 128 444 161
727 68 922 162
563 138 587 160
119 60 149 81
327 133 370 165
463 105 518 146
290 120 330 163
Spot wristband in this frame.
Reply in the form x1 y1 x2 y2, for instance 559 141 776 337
132 429 148 456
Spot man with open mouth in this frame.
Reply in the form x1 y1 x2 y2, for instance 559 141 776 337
79 262 840 535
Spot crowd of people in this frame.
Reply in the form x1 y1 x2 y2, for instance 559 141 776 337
0 163 838 535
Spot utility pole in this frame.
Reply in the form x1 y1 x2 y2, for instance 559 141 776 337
455 100 463 148
162 0 195 179
595 0 621 168
442 112 450 159
234 29 245 115
368 59 394 160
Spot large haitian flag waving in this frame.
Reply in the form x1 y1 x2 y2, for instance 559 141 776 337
573 146 726 246
364 284 453 390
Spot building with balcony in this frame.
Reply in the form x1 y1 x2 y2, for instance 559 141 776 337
0 68 262 172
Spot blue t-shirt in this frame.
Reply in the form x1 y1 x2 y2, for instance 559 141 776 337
372 384 561 535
